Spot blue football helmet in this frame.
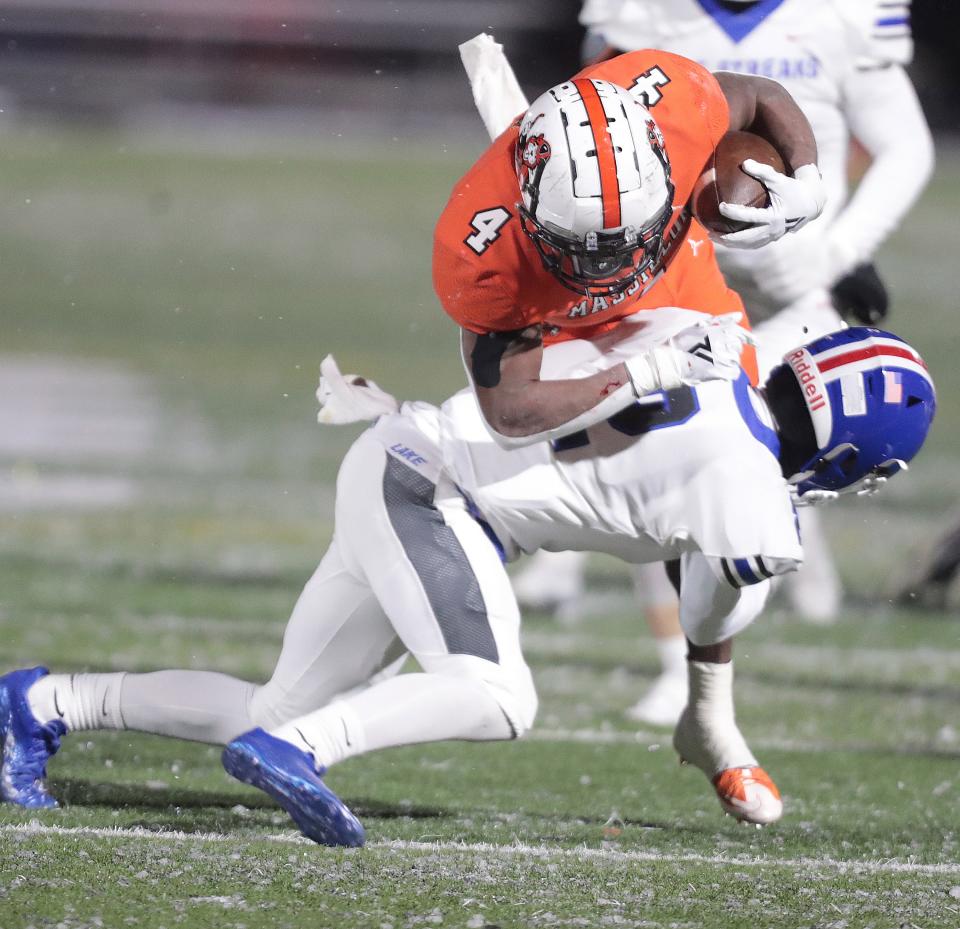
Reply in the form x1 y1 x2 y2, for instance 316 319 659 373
769 327 936 498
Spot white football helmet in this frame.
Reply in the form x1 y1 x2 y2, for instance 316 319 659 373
516 78 675 297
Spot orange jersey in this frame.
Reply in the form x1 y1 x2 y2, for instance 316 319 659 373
433 49 756 379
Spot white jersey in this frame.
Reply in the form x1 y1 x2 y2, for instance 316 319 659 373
436 377 799 568
368 309 802 575
580 0 931 316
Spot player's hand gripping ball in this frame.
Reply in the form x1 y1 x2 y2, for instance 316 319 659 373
692 130 786 235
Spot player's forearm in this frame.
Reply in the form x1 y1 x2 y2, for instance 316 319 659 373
829 66 935 272
463 326 641 447
475 333 744 449
463 317 752 448
476 365 637 447
716 72 818 173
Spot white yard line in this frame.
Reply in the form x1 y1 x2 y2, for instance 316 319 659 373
529 726 959 756
0 355 159 463
522 630 960 677
1 821 958 876
0 353 220 511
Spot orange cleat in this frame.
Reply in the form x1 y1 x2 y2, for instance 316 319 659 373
711 765 783 826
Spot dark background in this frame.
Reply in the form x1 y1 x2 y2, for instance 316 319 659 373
909 0 960 129
0 1 954 133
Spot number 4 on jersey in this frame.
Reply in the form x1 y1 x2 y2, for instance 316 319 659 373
629 67 671 108
465 207 511 255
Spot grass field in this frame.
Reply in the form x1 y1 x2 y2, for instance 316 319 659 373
1 123 959 928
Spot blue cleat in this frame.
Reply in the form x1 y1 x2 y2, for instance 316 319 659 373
222 728 365 847
0 667 66 809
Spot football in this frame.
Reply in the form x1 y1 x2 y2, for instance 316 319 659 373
692 130 786 235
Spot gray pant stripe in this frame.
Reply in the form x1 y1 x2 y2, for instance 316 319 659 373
382 456 500 663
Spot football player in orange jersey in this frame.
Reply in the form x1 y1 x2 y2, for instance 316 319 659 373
435 50 827 753
433 49 826 451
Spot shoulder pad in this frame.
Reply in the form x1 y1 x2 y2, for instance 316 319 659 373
835 0 914 68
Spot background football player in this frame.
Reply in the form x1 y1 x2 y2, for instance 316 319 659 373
894 515 960 610
512 0 934 726
0 322 935 847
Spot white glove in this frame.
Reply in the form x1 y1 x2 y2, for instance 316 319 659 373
626 313 754 395
316 354 399 425
459 33 529 141
718 163 827 250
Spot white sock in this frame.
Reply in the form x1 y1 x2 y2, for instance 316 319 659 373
271 672 514 769
28 673 126 732
655 635 688 675
118 671 256 744
28 670 256 744
674 660 756 775
273 700 367 769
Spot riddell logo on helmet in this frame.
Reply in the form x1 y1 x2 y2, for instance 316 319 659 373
786 348 826 412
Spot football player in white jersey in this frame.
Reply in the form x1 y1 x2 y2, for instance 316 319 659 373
580 0 933 347
514 0 935 724
0 321 935 846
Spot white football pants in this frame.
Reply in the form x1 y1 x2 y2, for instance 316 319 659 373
54 434 537 762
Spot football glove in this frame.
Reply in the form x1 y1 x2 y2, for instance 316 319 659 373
830 262 889 325
316 355 399 425
718 163 827 250
459 33 529 141
626 313 754 395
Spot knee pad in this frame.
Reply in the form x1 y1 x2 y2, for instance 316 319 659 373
422 653 538 739
489 672 538 739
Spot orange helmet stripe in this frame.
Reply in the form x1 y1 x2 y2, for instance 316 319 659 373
574 78 621 229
